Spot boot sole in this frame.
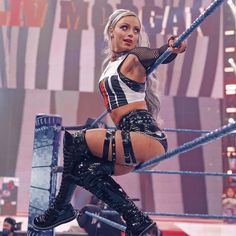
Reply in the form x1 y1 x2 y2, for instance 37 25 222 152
32 213 77 230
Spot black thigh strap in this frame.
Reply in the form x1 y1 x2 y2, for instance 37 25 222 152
103 129 112 160
111 130 116 163
121 130 136 165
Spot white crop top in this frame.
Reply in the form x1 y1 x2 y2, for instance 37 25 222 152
99 46 177 112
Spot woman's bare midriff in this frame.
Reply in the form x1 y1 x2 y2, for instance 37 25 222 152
109 101 148 125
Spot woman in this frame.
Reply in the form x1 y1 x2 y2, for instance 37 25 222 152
33 9 186 236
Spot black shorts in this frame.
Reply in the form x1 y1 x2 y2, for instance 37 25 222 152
117 109 168 152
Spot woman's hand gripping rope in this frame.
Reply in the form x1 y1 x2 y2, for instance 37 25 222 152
168 36 187 54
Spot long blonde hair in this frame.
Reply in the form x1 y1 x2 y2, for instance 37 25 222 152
102 9 161 119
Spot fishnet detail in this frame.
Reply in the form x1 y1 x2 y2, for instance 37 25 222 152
129 45 177 73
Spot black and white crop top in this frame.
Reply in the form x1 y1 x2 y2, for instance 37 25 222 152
99 44 177 112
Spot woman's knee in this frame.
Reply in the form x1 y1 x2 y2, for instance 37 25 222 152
114 164 134 176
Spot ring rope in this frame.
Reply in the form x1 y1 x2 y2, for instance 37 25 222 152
135 169 236 177
101 210 236 220
84 211 236 233
85 211 126 232
136 122 236 170
63 125 216 135
146 212 236 220
90 111 109 127
52 165 236 177
163 128 211 134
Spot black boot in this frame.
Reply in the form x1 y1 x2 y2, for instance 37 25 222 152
73 158 162 236
60 130 163 236
33 131 77 230
33 130 162 235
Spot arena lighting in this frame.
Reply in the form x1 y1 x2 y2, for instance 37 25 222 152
224 67 235 72
225 47 236 52
225 84 236 95
227 170 233 174
225 30 235 35
226 107 236 113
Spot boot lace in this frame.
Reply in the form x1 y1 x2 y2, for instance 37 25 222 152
54 146 74 207
37 203 59 223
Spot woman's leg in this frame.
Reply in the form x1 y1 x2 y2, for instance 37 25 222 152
72 128 163 235
74 158 161 236
85 128 165 168
34 128 164 235
82 129 163 235
33 129 116 230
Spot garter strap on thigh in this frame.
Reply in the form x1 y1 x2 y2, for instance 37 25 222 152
121 130 136 165
102 129 116 163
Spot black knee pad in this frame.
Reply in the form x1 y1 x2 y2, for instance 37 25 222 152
63 129 92 182
73 129 92 158
64 129 93 161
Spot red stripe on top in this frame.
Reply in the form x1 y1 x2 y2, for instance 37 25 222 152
99 80 110 111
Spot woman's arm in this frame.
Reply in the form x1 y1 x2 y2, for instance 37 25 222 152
129 36 187 73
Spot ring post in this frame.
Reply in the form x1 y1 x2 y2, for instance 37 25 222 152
27 115 62 236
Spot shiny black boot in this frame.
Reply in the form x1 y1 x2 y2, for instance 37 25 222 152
33 131 77 230
73 158 162 236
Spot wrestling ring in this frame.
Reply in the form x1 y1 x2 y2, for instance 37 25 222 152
26 0 236 235
27 114 236 235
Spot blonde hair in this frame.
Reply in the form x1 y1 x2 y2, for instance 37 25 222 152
102 9 161 120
